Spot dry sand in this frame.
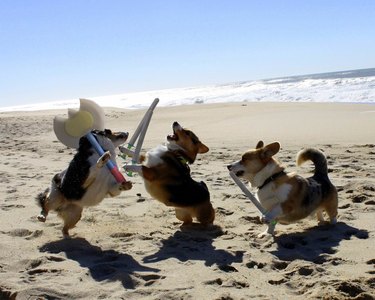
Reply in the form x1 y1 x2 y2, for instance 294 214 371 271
0 102 374 299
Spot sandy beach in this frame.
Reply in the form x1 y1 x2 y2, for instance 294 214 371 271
0 102 374 299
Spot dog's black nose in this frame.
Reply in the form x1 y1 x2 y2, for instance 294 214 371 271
227 164 232 171
119 132 129 139
173 121 179 127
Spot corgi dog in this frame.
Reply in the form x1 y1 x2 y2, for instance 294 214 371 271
227 141 338 236
36 129 132 237
125 121 214 225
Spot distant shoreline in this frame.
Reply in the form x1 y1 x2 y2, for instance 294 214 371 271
1 68 375 112
1 98 375 113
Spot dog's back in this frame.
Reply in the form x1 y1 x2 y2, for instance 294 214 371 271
60 136 93 200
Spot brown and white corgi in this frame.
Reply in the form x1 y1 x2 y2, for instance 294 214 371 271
227 141 338 236
125 121 215 225
36 129 132 237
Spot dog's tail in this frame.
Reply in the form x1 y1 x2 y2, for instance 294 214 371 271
36 188 49 208
297 148 328 176
36 188 50 222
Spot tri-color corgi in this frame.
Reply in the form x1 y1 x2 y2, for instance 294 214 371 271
227 141 338 236
125 122 215 226
36 129 132 237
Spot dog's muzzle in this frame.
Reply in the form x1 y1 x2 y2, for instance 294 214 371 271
227 164 244 177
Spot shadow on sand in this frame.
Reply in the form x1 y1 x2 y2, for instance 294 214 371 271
143 224 244 267
271 222 369 263
39 237 160 289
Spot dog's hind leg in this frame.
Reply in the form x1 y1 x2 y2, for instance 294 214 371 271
175 208 193 225
316 208 325 225
196 202 215 225
325 193 338 225
58 204 83 238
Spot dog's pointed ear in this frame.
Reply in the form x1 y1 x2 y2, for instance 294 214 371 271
256 141 264 149
262 142 280 159
198 142 209 154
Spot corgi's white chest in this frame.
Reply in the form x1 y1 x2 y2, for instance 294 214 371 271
144 145 168 167
257 183 292 210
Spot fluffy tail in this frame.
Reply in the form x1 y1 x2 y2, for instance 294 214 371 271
297 148 328 175
36 188 49 208
36 188 50 222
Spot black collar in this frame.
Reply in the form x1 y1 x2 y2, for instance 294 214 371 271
258 170 286 190
177 155 189 166
172 149 193 165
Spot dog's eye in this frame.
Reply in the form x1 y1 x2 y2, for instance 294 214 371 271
187 132 199 144
190 136 199 145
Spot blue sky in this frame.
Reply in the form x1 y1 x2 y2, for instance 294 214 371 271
1 0 374 107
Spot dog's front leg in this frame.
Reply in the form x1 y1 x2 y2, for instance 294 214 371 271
123 164 143 176
108 184 122 197
262 204 283 223
258 204 283 237
59 204 83 238
108 179 132 197
258 221 277 238
97 151 111 168
123 164 158 181
83 152 112 189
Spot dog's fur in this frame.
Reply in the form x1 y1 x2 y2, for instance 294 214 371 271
36 129 132 237
125 122 214 225
227 141 338 236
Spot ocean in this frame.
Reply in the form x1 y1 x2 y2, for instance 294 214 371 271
1 68 374 112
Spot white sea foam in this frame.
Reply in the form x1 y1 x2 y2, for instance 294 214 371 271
1 68 374 112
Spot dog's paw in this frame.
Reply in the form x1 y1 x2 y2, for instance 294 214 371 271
318 217 337 226
258 228 275 239
318 220 329 226
257 231 271 238
63 232 71 239
330 217 337 225
261 214 272 224
97 151 111 168
37 214 46 222
120 181 133 191
119 146 135 157
258 219 276 238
